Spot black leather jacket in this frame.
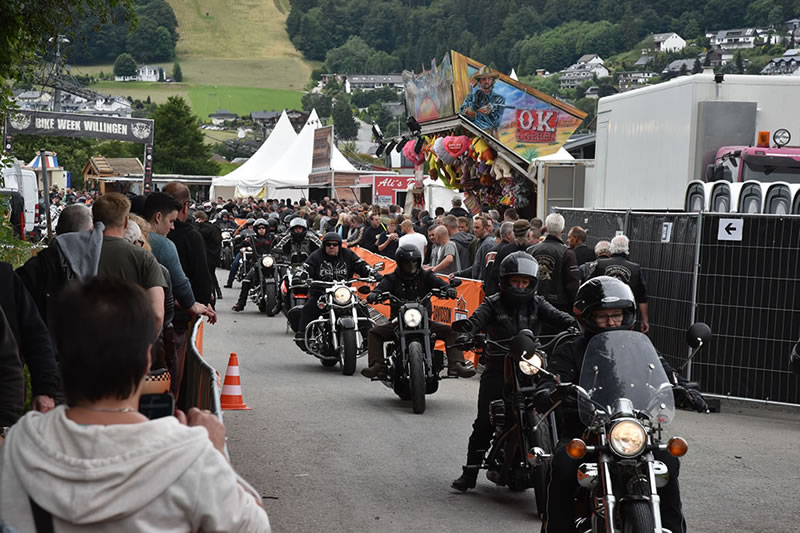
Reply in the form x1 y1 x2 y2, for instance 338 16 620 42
371 270 448 319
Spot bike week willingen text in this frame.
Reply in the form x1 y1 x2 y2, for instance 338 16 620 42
34 117 130 135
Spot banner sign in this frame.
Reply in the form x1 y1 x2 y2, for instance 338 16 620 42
450 51 586 161
311 126 333 172
403 54 455 122
5 110 154 144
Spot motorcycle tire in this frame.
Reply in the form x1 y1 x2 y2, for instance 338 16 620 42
408 341 426 414
340 328 357 376
321 359 338 368
622 501 656 533
265 283 279 317
531 415 553 518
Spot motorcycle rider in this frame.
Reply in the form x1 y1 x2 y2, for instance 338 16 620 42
231 219 274 312
273 217 321 261
294 232 377 350
361 244 476 379
451 252 576 492
214 209 238 231
535 276 705 533
224 218 256 288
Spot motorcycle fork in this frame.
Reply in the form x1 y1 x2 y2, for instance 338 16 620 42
329 307 339 351
597 436 618 533
512 371 533 469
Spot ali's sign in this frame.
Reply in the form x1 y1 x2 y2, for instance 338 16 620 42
6 110 154 144
374 175 416 205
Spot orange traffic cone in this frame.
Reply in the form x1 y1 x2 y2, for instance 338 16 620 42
220 352 251 410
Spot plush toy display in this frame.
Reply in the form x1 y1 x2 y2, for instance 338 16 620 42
402 139 426 166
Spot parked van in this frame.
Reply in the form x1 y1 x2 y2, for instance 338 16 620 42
1 161 39 239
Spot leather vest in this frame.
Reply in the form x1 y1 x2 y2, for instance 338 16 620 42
530 238 569 306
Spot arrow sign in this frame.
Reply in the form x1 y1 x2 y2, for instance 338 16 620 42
718 218 743 241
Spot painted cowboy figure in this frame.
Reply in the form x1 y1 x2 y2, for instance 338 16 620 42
459 66 506 134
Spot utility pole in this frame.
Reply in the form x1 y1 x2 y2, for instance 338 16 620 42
49 35 69 112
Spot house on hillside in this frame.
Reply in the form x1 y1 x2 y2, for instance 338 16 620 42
344 74 404 93
761 49 800 75
616 71 659 91
209 109 238 126
708 28 760 49
13 90 52 111
559 55 609 89
662 59 697 76
634 56 654 68
115 65 163 82
652 32 686 52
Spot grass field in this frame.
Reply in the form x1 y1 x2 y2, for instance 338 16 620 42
189 84 302 119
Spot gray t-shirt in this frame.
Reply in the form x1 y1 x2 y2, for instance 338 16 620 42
431 241 460 275
98 236 166 289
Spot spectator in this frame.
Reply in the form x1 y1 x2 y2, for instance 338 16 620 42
434 206 445 218
194 210 223 301
456 216 471 234
453 215 494 280
345 214 364 244
398 219 427 257
579 240 613 283
568 225 596 266
487 209 501 230
485 219 531 296
528 213 581 317
0 307 23 439
590 234 650 333
443 214 474 271
428 225 460 275
377 218 400 259
448 197 469 217
483 220 514 291
503 207 519 221
0 279 271 532
92 192 166 334
360 213 384 254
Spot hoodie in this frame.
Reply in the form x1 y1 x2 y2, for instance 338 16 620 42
0 407 270 533
450 231 475 271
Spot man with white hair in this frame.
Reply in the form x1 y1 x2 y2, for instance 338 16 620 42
578 240 612 282
527 212 580 315
590 234 650 333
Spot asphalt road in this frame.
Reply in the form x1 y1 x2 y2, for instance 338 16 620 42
203 272 800 533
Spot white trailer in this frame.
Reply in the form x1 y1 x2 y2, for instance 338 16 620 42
591 73 800 210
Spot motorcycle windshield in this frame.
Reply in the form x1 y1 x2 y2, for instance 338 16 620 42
578 331 675 426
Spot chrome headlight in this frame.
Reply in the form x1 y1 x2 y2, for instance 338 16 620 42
403 309 423 328
608 420 647 457
333 287 352 305
244 246 252 252
261 255 274 268
519 353 543 376
221 231 232 239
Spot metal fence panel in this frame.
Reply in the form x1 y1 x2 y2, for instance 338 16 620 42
696 214 800 404
180 319 223 418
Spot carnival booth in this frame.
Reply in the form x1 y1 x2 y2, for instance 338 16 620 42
385 51 587 217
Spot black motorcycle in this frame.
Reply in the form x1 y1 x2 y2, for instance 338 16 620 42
280 254 310 318
235 245 254 283
219 230 235 269
451 323 579 516
359 280 460 414
294 272 381 374
249 252 281 315
534 324 711 533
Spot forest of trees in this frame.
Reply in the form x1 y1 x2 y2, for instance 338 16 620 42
66 0 178 64
287 0 800 75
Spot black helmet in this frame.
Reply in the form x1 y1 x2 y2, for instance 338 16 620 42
573 276 637 334
267 218 279 231
254 218 268 230
499 252 539 306
245 218 255 226
395 245 422 278
322 232 342 245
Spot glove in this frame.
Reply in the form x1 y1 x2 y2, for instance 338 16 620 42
366 292 379 304
446 287 458 299
549 383 575 405
685 388 709 413
373 273 384 282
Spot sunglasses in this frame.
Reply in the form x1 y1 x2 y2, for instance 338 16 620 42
324 242 340 247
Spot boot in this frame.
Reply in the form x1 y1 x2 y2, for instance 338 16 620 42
232 280 250 311
451 451 483 492
449 360 476 378
360 363 387 379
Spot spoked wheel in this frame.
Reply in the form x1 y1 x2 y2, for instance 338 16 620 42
340 328 357 376
408 341 426 414
622 501 656 533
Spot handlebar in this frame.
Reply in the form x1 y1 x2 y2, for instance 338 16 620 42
371 286 457 306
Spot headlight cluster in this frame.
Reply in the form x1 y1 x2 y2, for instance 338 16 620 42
518 353 544 376
261 255 274 268
608 420 647 457
221 231 232 239
403 309 423 327
333 287 352 305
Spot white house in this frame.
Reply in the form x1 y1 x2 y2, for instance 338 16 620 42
616 71 659 91
708 28 760 49
115 65 163 82
559 56 609 90
652 32 686 53
344 74 404 93
761 49 800 75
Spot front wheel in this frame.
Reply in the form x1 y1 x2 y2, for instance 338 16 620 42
531 416 553 518
622 501 656 533
408 341 426 414
340 328 357 375
265 282 279 316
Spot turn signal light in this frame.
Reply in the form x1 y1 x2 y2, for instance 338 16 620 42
566 439 587 459
757 131 770 148
667 437 688 457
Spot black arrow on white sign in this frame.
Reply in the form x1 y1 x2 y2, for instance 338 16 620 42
724 223 736 235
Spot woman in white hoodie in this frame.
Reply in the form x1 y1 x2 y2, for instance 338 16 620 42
0 279 270 533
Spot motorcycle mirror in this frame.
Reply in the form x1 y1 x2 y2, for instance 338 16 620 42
451 319 473 334
686 322 711 348
357 285 372 295
509 329 537 361
450 278 462 288
373 262 385 271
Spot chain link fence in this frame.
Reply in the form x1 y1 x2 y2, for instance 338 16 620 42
556 208 799 405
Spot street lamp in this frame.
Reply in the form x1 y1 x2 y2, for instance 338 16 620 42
48 35 70 112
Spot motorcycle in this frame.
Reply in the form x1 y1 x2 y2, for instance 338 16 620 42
358 280 461 414
294 270 381 375
451 323 579 516
219 230 235 269
249 252 281 315
235 245 253 283
534 323 711 533
280 253 310 318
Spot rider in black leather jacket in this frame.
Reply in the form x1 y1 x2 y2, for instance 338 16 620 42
231 219 275 312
